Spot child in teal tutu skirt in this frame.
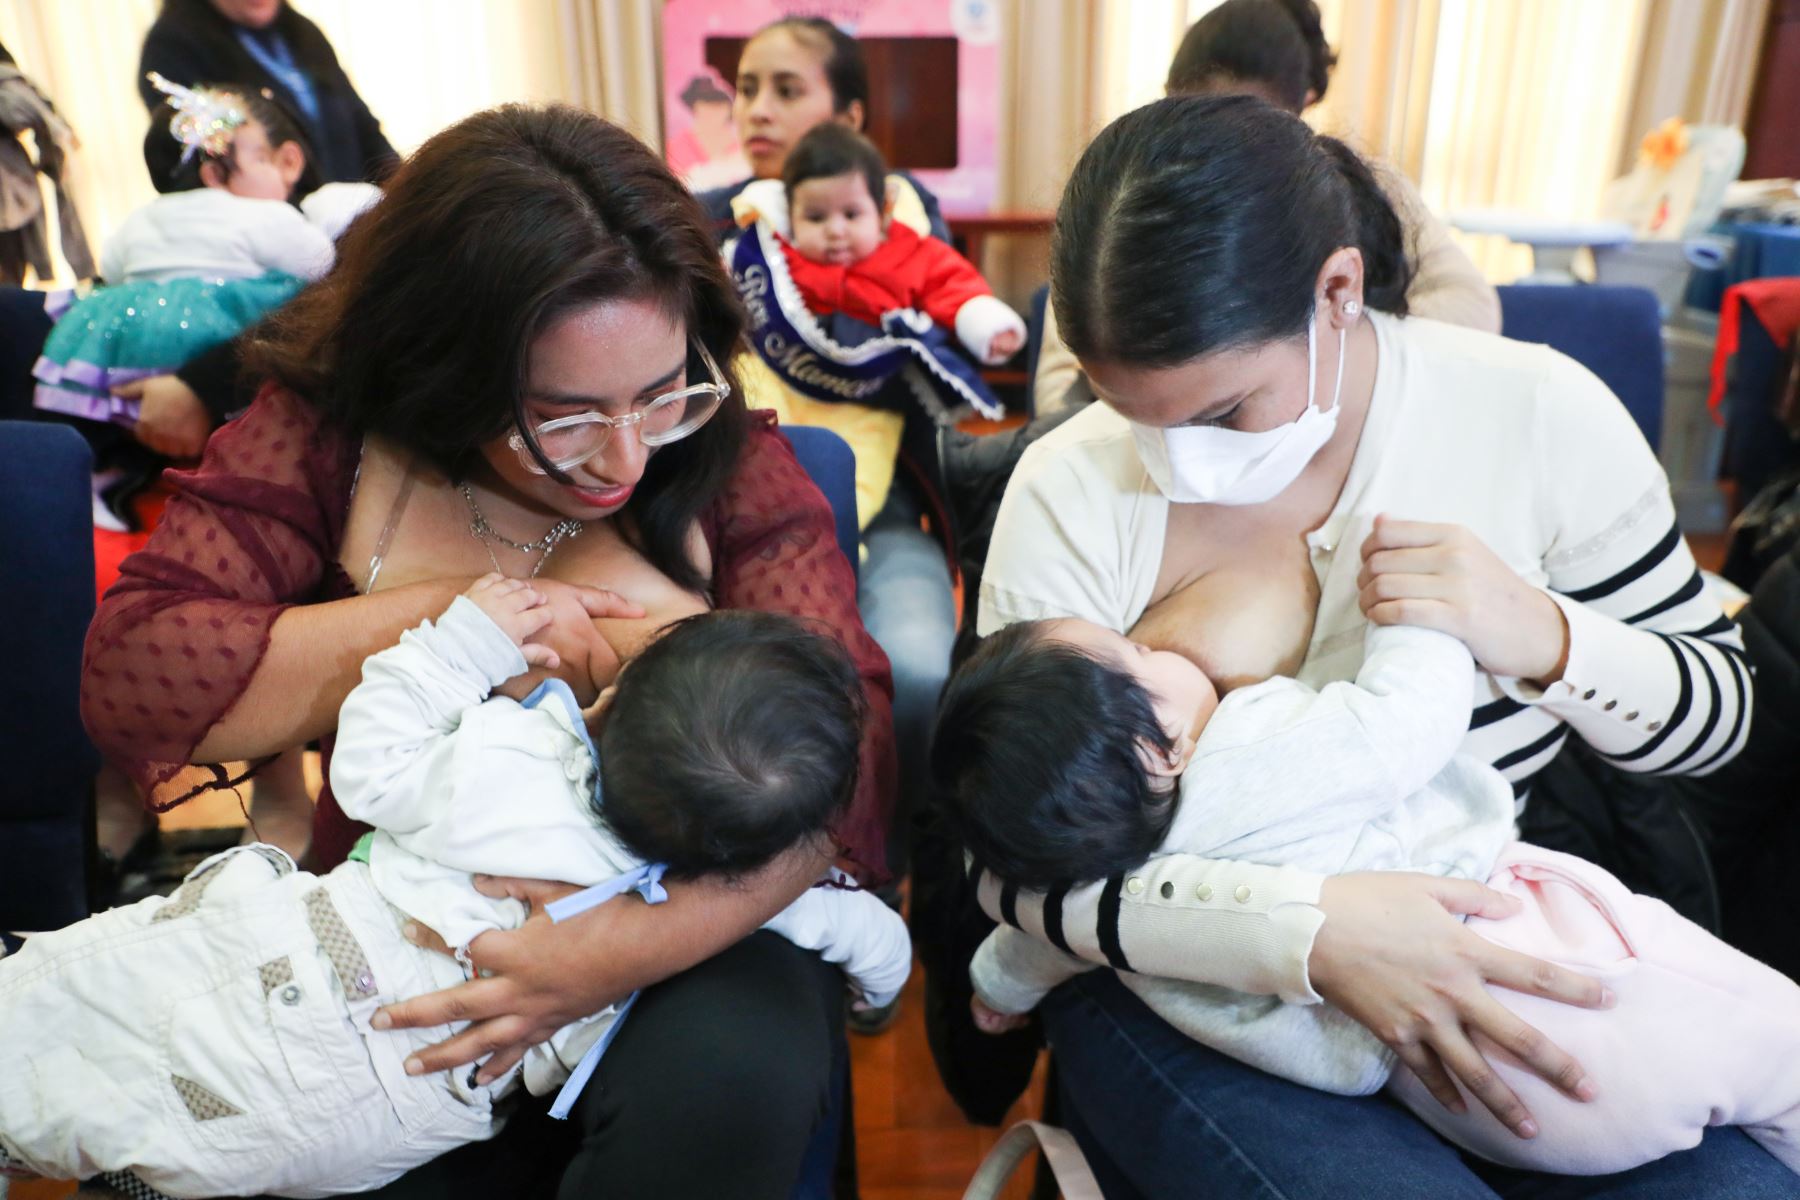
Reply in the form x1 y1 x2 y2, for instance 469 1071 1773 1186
33 74 332 426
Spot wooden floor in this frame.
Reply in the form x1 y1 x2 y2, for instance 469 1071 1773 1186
852 965 1048 1200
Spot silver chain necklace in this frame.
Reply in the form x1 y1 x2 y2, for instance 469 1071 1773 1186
460 483 585 579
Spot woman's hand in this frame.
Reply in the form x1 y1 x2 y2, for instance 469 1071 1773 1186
1309 872 1614 1138
490 580 640 703
117 374 213 459
376 876 623 1085
375 847 822 1084
1357 515 1569 683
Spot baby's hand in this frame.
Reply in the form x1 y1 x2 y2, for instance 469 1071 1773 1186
987 328 1024 361
464 573 558 669
971 994 1030 1036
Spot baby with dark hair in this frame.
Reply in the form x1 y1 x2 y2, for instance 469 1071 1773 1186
726 122 1026 532
930 619 1213 891
930 614 1800 1178
776 123 1023 365
0 578 909 1197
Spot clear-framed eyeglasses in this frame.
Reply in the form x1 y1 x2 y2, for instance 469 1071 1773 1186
508 339 731 475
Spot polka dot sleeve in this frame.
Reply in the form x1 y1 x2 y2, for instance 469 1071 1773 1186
80 385 358 810
704 414 898 882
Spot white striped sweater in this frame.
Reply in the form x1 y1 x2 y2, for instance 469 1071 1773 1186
973 312 1750 1001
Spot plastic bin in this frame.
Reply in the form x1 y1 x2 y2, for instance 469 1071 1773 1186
1659 310 1728 533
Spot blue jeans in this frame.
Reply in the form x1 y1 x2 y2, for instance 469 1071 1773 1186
858 485 956 875
1043 971 1794 1199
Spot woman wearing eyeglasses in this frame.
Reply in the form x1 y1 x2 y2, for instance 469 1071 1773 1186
79 105 895 1197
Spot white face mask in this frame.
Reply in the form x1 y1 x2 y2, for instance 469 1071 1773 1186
1130 309 1348 506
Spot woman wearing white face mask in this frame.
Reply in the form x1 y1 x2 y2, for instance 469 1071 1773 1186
973 96 1766 1197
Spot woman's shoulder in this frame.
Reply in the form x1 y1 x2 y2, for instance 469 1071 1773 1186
1011 401 1144 494
1386 312 1595 403
889 169 941 207
709 411 831 520
141 8 203 47
140 6 234 71
192 383 356 493
886 170 948 239
1381 313 1645 458
989 403 1154 556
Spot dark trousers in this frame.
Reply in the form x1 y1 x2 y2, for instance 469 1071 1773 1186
357 931 845 1200
1043 970 1795 1199
0 283 52 421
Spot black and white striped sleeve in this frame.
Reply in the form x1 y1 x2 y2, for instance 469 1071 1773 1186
1499 356 1751 777
973 857 1330 1003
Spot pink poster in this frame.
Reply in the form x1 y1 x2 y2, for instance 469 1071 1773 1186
661 0 1002 216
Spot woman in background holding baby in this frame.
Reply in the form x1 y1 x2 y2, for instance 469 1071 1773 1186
702 19 995 1006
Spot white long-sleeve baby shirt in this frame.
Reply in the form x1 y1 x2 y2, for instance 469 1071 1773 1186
331 597 911 1095
970 624 1515 1094
101 187 335 284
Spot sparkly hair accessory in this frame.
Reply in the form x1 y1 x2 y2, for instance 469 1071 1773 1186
146 71 247 165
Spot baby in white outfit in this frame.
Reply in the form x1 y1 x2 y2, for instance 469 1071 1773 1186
934 616 1800 1177
0 577 909 1197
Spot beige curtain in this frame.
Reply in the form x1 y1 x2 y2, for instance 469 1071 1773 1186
297 0 576 148
1309 0 1441 173
555 0 662 148
986 0 1221 300
1306 0 1655 279
0 0 161 275
1415 0 1651 278
1621 0 1769 173
0 0 661 285
1007 0 1668 282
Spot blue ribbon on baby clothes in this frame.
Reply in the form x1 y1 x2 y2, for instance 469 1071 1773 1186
727 218 1003 419
544 861 668 1120
513 678 672 1120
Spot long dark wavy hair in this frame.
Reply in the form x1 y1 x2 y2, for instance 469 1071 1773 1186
248 104 749 595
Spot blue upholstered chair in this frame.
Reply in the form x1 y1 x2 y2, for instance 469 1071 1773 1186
1497 284 1666 453
783 424 860 582
0 420 96 933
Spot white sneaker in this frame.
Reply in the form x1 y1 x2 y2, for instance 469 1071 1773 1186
92 468 130 533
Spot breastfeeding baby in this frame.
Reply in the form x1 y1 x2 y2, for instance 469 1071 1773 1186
931 541 1800 1177
0 563 909 1198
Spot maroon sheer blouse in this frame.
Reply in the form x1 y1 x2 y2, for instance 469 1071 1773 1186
81 386 897 879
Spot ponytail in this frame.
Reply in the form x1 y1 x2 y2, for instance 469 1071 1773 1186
1317 137 1414 317
1166 0 1338 113
1053 95 1412 368
1274 0 1336 104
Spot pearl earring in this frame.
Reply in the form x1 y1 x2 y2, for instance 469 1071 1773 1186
1344 300 1362 316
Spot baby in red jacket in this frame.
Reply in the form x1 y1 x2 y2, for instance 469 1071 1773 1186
778 123 1025 364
